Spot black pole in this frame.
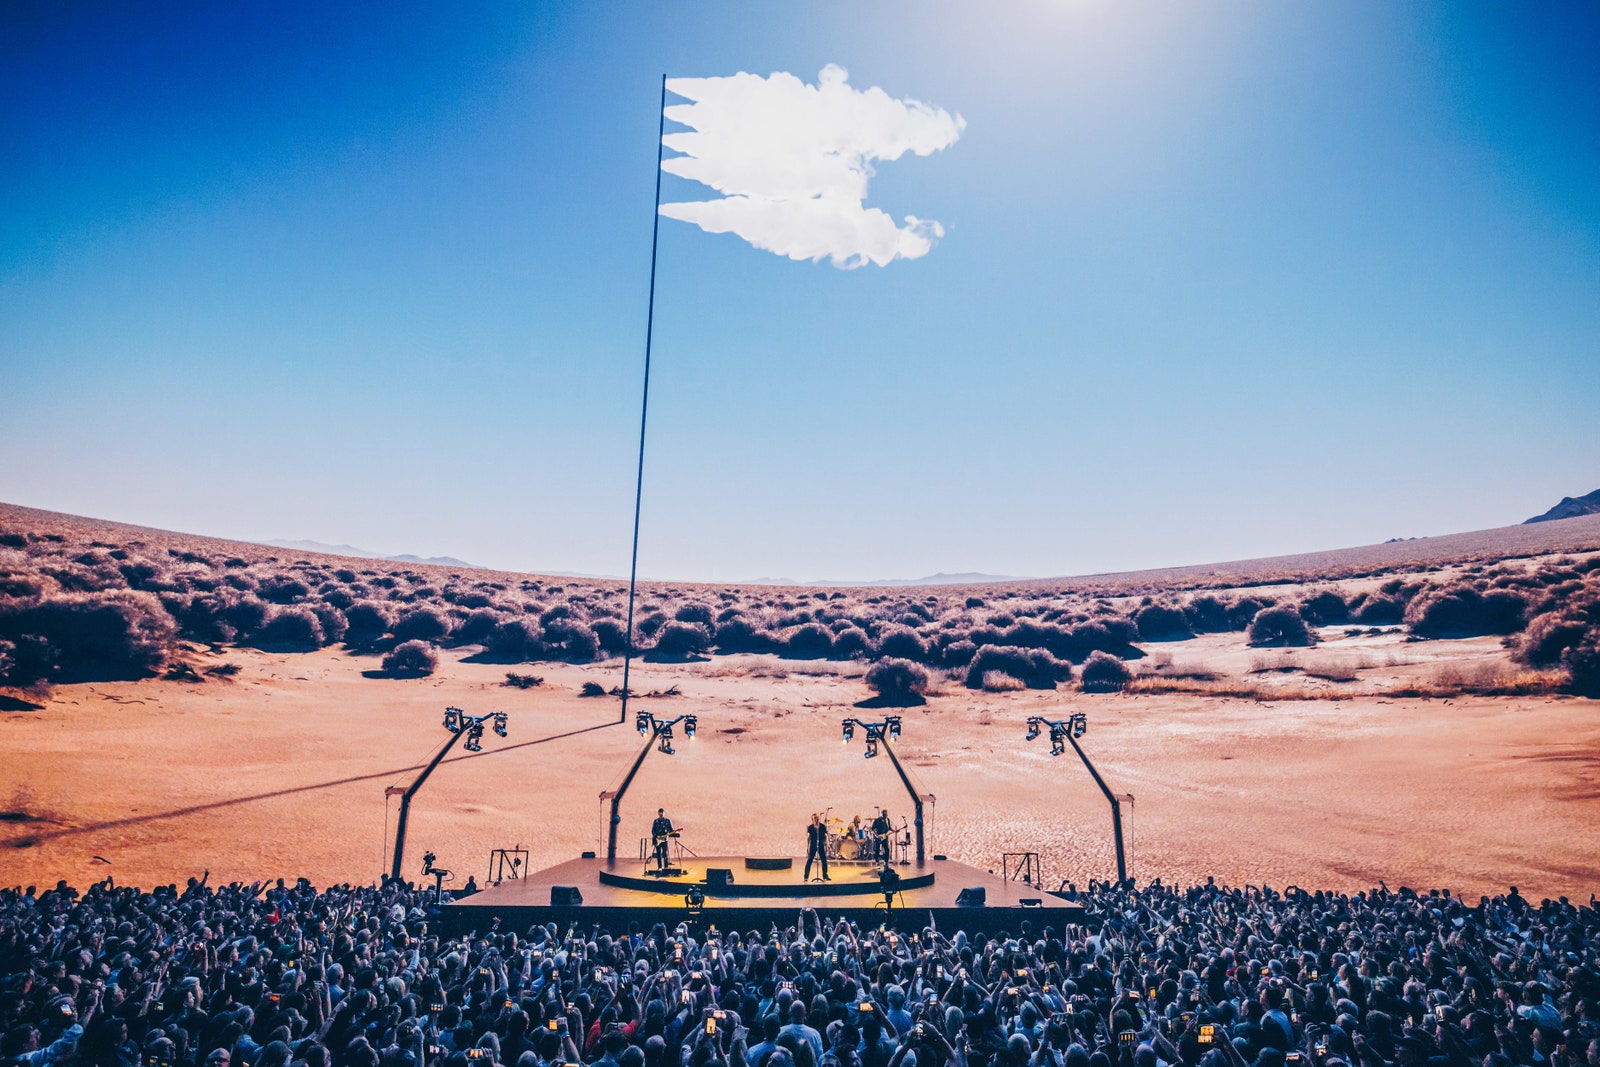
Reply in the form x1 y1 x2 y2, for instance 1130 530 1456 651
620 75 669 726
605 725 660 862
1065 733 1127 886
879 739 926 865
390 730 467 883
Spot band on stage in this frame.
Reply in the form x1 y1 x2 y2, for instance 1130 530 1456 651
649 806 912 878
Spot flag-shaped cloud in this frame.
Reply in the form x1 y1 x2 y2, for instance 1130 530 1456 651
659 64 965 269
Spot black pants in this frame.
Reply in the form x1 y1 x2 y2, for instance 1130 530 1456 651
804 841 828 880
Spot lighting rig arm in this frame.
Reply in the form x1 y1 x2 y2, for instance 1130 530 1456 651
1026 714 1129 887
841 716 927 864
390 709 508 884
603 711 697 862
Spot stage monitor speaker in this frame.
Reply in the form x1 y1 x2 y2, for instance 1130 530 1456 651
581 851 596 859
550 886 583 907
955 886 987 907
705 868 735 888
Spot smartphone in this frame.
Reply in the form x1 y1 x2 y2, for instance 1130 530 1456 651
705 1018 717 1036
467 1051 486 1061
682 991 693 1005
267 993 281 1004
427 1047 443 1057
1198 1024 1217 1046
1286 1055 1305 1067
1118 1031 1138 1047
430 1003 444 1014
546 1020 560 1033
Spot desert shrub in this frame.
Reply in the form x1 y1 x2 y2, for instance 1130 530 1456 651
637 611 669 638
784 622 834 659
1562 632 1600 697
1227 597 1273 631
965 596 985 609
1300 589 1350 626
382 640 438 677
649 621 711 660
451 609 502 646
543 619 600 662
865 657 930 705
831 626 872 660
579 681 607 697
940 639 977 668
1349 593 1405 625
344 601 393 646
0 589 177 682
0 634 55 686
876 625 927 662
1404 585 1528 638
486 618 540 661
309 603 348 646
392 607 451 644
1134 604 1193 641
253 606 325 650
0 573 47 600
1080 650 1134 692
1185 595 1232 633
318 587 356 611
981 670 1026 691
258 576 311 604
963 644 1071 690
591 617 629 656
674 603 715 627
505 672 543 688
712 616 769 653
1247 604 1314 647
1513 613 1590 668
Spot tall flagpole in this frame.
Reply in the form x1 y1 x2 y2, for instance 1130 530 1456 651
620 75 668 725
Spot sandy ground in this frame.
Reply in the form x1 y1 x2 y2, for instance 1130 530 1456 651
2 644 1597 901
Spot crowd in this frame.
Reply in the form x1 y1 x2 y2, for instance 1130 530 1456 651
3 875 1597 1067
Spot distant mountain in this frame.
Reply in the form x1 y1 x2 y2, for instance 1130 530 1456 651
260 539 479 569
745 571 1028 587
1525 488 1600 524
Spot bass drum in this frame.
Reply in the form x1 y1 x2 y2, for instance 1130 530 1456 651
838 836 860 860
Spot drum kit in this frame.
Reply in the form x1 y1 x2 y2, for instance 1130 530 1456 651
823 813 912 865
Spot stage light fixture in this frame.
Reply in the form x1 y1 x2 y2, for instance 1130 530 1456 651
493 712 508 737
842 721 855 742
444 708 461 731
684 715 697 739
1021 712 1129 885
636 710 651 734
887 715 902 740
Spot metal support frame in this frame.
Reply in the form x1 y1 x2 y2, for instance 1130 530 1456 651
388 708 507 884
602 711 696 862
1026 714 1129 886
619 75 670 727
841 716 931 865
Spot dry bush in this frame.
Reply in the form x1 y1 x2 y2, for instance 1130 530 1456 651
964 644 1072 690
864 658 930 705
1247 605 1314 647
382 640 438 677
981 670 1026 692
1080 650 1133 692
392 607 451 643
252 606 325 651
648 621 712 661
1404 584 1528 638
1134 603 1193 641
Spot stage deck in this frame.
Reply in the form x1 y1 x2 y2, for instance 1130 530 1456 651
442 856 1082 936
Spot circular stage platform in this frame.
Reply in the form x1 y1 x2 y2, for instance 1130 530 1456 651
599 858 934 898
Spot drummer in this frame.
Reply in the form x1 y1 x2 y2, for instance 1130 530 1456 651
850 814 865 840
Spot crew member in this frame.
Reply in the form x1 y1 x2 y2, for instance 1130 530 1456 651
871 807 893 866
651 808 675 872
804 813 831 882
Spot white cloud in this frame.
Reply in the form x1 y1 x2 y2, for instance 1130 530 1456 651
659 64 964 269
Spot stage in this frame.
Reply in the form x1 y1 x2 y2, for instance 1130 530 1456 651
441 855 1083 936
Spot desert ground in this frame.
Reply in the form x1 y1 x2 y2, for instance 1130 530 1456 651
3 637 1597 900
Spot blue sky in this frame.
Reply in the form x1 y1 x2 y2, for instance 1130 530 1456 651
2 2 1597 581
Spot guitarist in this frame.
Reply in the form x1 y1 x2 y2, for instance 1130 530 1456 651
651 808 676 872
